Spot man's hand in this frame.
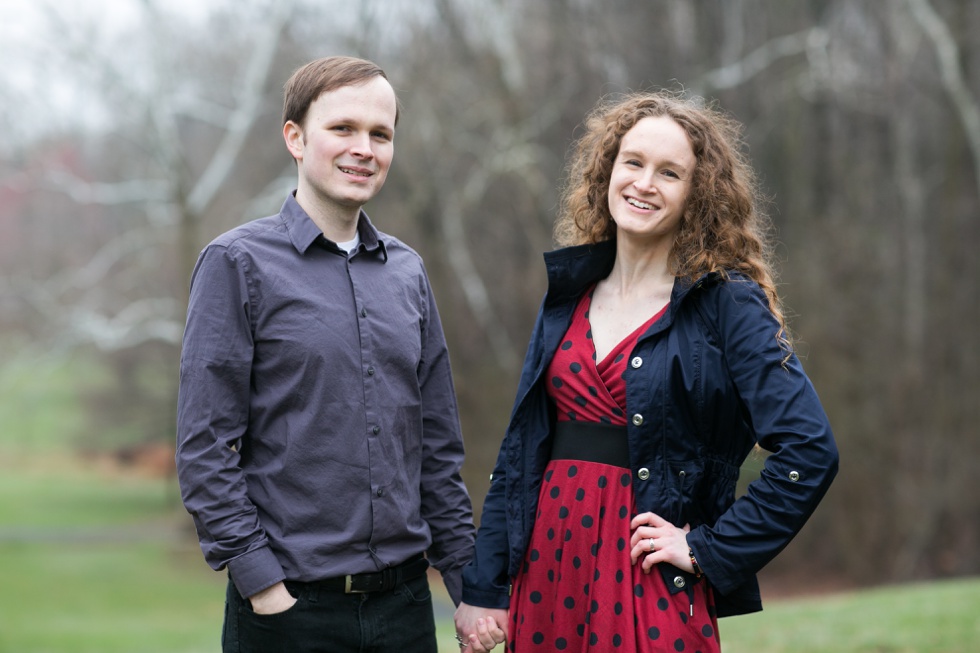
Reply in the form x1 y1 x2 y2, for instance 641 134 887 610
454 602 508 652
248 582 298 615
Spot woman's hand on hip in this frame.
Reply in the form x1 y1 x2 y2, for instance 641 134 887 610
629 511 695 574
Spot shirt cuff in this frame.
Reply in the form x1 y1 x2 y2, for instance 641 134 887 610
227 546 286 599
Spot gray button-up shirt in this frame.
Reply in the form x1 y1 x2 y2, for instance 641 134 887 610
176 194 474 602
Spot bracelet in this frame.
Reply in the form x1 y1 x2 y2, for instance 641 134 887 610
688 548 703 579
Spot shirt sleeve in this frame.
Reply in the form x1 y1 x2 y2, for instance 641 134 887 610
175 244 285 599
415 269 476 605
686 278 839 596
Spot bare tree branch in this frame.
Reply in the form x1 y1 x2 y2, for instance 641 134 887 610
185 1 294 215
697 27 829 92
905 0 980 198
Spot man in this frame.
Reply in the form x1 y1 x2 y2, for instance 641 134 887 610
176 56 474 652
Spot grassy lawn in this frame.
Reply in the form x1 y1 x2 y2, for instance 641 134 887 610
0 459 977 652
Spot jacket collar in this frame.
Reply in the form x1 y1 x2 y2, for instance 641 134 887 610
543 239 716 321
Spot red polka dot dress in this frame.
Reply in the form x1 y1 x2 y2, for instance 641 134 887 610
508 287 720 653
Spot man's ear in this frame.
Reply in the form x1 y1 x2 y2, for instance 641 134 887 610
283 121 304 161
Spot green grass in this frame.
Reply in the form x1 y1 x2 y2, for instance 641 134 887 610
0 454 977 652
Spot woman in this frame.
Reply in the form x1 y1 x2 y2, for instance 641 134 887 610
454 91 838 653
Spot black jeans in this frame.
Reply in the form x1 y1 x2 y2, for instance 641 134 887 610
221 574 437 653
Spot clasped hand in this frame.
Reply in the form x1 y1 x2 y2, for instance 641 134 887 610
453 603 508 652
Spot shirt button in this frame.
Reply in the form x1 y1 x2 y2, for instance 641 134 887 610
367 366 375 376
631 356 643 369
372 425 380 435
632 414 644 426
637 467 650 481
377 488 384 497
789 471 801 482
673 576 686 589
360 308 367 318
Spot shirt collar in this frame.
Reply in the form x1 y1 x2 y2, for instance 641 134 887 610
280 192 388 261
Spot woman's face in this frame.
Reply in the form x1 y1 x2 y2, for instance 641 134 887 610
607 115 695 245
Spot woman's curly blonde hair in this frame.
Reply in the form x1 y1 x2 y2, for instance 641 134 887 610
554 90 790 348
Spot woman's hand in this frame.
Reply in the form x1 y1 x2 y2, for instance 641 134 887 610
629 512 695 574
453 602 508 652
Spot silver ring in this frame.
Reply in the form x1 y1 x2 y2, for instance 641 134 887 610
455 634 468 649
648 538 655 551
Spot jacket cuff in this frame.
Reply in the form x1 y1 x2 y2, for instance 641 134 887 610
227 546 286 599
461 583 511 609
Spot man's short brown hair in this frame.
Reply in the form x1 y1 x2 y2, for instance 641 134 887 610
282 56 399 129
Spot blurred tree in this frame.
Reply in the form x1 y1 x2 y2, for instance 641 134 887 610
0 0 977 590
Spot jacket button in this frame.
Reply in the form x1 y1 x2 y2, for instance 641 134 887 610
673 576 686 589
631 414 644 426
637 468 650 481
631 356 643 369
789 471 800 482
372 425 381 435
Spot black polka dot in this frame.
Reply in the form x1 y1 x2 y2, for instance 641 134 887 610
600 415 612 424
588 386 599 397
547 528 555 540
556 638 567 650
564 529 573 542
614 353 624 363
570 362 582 374
529 549 540 561
566 411 577 420
679 610 688 624
574 396 588 407
564 596 575 609
617 537 626 551
593 569 600 582
551 376 563 388
581 515 594 528
567 465 578 477
532 632 544 644
599 506 606 519
576 624 585 637
591 541 602 556
648 627 661 640
547 569 555 582
589 633 599 645
702 624 714 638
561 340 573 350
575 488 586 501
550 487 560 499
614 602 623 615
583 583 590 595
544 470 553 482
559 506 569 519
619 506 629 519
598 475 608 488
530 591 542 603
613 634 623 647
612 407 624 417
572 556 582 569
657 598 669 611
590 600 599 614
555 549 563 561
634 584 644 597
586 329 593 339
615 570 624 583
674 638 686 651
620 473 631 487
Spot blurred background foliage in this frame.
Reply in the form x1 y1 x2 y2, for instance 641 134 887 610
1 0 978 600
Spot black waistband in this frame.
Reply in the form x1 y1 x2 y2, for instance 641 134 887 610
550 421 630 468
288 553 429 594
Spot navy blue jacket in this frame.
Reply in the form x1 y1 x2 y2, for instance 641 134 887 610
461 240 838 617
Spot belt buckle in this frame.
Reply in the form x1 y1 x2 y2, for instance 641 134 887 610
344 574 367 594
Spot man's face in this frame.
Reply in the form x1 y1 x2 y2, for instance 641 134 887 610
285 76 397 217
